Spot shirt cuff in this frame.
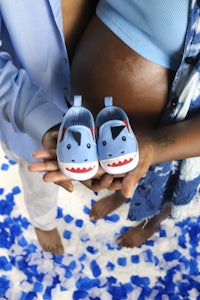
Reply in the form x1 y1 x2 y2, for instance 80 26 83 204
23 102 65 144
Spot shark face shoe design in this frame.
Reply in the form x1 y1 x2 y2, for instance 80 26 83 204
96 97 139 175
57 95 98 181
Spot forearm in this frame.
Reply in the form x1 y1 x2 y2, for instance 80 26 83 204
0 52 64 144
150 113 200 164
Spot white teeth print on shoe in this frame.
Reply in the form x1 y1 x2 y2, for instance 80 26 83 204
96 96 139 175
57 95 98 181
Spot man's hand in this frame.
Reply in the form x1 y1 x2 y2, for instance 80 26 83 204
28 126 74 192
42 124 62 150
28 145 115 192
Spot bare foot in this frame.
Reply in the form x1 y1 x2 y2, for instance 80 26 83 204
117 204 171 248
35 227 64 255
116 219 160 248
90 191 127 220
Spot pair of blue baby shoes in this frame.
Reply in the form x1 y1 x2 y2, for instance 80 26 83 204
57 95 139 181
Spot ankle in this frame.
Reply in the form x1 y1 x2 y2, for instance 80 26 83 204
147 204 171 229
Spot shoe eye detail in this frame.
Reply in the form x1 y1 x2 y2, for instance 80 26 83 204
102 140 106 146
67 144 71 149
87 143 91 148
122 136 126 141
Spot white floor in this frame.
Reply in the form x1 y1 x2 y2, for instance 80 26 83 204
0 145 199 299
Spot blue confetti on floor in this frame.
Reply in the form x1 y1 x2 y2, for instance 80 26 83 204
0 147 200 299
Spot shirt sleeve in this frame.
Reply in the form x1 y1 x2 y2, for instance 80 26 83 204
0 50 64 144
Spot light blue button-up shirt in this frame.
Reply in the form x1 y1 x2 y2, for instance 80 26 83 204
0 0 71 162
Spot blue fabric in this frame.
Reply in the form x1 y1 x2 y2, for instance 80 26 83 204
97 0 190 70
128 0 200 221
0 0 71 162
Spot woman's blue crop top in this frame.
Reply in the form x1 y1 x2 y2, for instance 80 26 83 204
96 0 190 70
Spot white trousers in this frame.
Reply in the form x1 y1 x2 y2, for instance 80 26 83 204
2 143 59 231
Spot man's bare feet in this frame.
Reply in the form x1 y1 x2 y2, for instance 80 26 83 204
35 227 64 255
90 191 127 220
117 204 171 248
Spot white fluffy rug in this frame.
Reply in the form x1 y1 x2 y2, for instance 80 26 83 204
0 145 199 300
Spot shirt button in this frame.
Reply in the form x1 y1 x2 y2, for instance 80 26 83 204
140 184 146 190
171 98 178 109
185 56 197 65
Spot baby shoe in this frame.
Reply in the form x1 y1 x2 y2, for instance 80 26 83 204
96 96 139 175
57 95 98 181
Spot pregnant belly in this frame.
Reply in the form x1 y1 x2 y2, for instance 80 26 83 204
71 16 175 132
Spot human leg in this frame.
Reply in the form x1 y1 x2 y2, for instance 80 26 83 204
1 143 64 254
116 204 171 248
18 159 64 254
90 190 127 220
90 187 171 248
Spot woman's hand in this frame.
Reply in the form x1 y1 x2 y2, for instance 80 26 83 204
81 170 125 192
82 134 157 195
121 134 157 198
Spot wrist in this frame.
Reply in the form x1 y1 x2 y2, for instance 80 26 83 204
150 128 176 164
45 123 61 134
42 123 61 148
